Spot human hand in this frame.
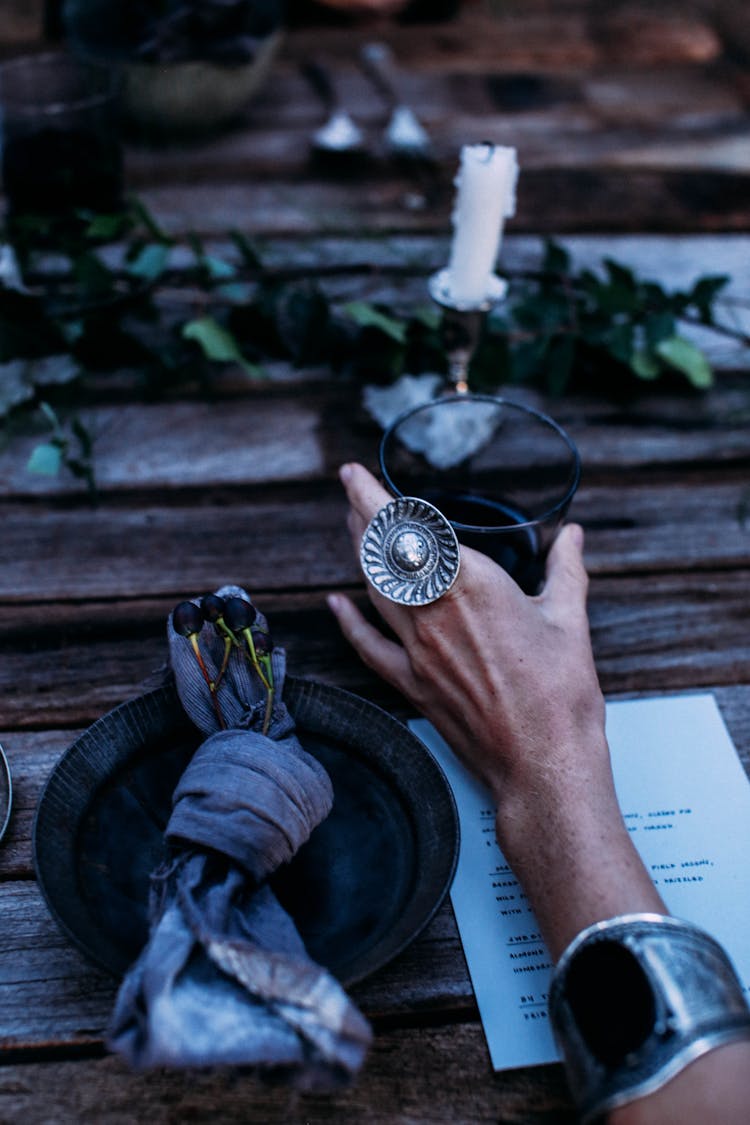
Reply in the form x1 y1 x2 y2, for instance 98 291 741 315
329 462 605 803
329 463 664 953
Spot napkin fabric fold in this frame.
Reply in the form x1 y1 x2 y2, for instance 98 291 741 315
108 586 371 1086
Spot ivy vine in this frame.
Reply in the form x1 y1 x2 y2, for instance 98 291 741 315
1 199 744 494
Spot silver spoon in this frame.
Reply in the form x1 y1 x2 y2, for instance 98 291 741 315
359 41 433 160
301 60 366 157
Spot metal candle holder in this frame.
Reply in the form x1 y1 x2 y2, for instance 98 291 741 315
428 268 507 393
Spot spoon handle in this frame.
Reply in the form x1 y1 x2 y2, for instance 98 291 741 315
301 60 338 110
359 41 403 108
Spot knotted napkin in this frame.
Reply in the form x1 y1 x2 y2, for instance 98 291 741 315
108 585 372 1086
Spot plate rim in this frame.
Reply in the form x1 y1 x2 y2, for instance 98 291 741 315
0 743 12 844
33 676 459 987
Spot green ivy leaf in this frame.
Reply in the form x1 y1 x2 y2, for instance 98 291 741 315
73 251 115 297
542 239 571 275
644 311 676 348
84 212 131 241
411 305 442 331
689 274 729 324
27 441 63 476
58 319 85 345
342 302 408 344
0 360 35 417
182 316 264 378
603 322 634 366
128 243 170 282
603 259 637 291
544 334 576 396
230 230 263 270
129 198 172 244
71 416 94 459
276 285 330 364
202 255 237 281
630 350 661 380
215 281 253 304
596 278 638 315
655 335 713 389
509 337 550 384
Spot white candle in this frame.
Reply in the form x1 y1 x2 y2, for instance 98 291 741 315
446 143 518 307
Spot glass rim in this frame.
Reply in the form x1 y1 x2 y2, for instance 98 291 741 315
0 52 117 117
378 393 582 534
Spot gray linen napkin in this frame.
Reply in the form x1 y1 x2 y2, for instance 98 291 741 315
108 586 372 1085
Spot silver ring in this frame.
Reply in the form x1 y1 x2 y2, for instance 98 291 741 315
360 496 460 606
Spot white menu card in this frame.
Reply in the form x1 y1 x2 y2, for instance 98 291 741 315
410 693 750 1070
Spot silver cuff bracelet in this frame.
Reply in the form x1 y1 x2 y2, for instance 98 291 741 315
549 912 750 1124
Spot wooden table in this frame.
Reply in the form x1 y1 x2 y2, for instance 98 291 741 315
1 3 749 1120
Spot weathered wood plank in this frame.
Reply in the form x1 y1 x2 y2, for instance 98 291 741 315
0 574 748 728
126 91 750 185
282 5 720 74
0 882 470 1047
1 375 748 498
590 577 750 690
133 168 750 237
0 730 74 880
0 883 115 1050
0 476 749 607
0 1026 573 1124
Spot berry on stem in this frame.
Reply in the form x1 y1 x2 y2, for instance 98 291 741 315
223 597 257 633
171 599 226 730
200 593 226 624
173 601 204 637
222 597 273 732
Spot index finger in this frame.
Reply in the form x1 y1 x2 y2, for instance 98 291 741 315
339 462 392 527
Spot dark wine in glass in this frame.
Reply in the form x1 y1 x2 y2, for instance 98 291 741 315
380 396 580 596
422 489 542 593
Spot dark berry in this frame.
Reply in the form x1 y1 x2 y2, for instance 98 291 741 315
223 596 256 632
172 601 204 636
201 593 226 623
251 628 271 656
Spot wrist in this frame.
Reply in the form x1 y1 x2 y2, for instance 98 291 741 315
491 730 622 861
492 748 665 959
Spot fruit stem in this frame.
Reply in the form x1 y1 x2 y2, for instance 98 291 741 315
189 634 226 730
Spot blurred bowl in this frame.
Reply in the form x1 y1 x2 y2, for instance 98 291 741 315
118 29 284 135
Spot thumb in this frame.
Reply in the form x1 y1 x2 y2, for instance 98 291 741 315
541 522 589 620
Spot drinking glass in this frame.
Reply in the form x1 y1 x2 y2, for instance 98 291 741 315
379 394 581 594
0 52 123 223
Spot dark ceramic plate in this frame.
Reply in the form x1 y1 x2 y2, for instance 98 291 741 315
33 678 458 987
0 745 11 844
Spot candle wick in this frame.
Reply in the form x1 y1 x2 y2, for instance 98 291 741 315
478 141 496 162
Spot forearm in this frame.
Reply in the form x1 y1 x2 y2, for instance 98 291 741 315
495 752 750 1125
489 733 664 960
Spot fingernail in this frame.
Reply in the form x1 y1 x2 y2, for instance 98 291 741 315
339 464 353 484
327 594 342 614
568 523 584 550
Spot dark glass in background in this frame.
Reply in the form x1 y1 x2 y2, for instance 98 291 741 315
379 396 581 595
0 52 123 223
